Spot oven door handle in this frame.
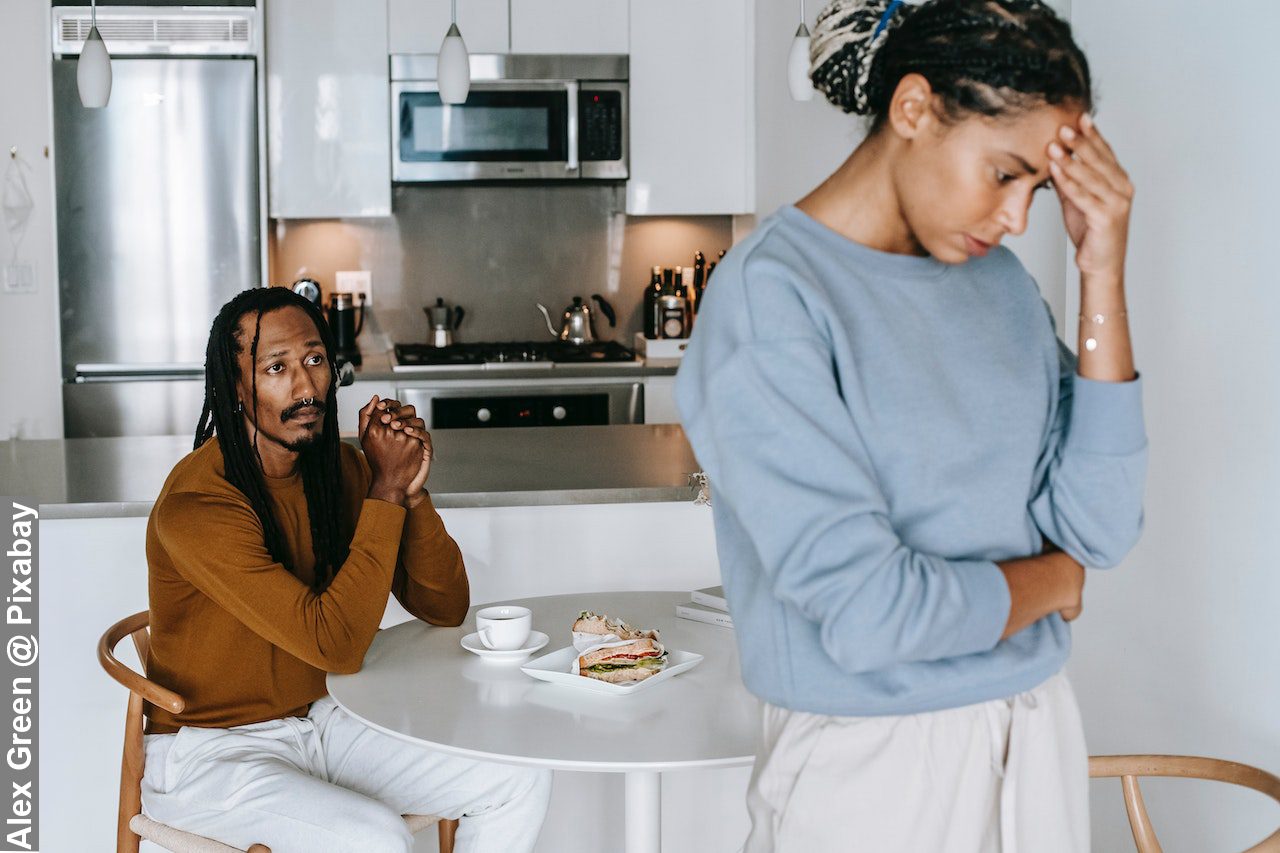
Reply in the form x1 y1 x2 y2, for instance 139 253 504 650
565 81 580 173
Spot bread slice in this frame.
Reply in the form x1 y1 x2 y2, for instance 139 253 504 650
572 611 656 641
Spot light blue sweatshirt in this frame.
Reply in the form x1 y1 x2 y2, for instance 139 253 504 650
675 205 1147 716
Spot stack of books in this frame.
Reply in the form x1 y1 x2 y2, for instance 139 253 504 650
675 585 733 629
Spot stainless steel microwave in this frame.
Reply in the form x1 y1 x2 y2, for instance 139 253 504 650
390 54 628 182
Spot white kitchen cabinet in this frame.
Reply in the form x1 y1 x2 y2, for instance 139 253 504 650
626 0 755 215
643 375 681 424
267 0 391 218
387 0 510 55
510 0 629 54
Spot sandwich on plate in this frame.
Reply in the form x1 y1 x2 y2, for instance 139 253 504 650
573 611 668 684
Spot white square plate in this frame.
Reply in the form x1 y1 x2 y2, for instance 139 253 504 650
520 646 704 696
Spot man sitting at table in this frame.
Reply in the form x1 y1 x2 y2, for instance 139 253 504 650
140 287 551 852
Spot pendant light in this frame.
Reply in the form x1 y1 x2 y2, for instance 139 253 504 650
438 0 470 105
787 0 814 102
77 0 112 108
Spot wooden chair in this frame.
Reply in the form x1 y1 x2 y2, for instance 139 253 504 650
99 611 459 853
1090 754 1280 853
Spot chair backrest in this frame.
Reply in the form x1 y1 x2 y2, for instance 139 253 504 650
98 611 186 853
98 611 456 853
1090 754 1280 853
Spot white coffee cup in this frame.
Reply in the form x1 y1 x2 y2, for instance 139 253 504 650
475 606 533 651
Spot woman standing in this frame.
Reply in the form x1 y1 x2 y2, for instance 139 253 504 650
675 1 1145 850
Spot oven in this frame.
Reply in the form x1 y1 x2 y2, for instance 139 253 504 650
391 54 628 182
396 378 643 429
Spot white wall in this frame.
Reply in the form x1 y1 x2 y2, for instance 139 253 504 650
751 0 1072 325
1064 3 1280 850
751 1 862 224
0 0 63 439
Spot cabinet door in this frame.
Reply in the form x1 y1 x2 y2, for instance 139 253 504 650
627 0 755 215
510 0 628 54
267 0 390 218
387 0 510 54
643 375 681 424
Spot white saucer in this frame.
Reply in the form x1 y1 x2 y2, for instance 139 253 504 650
460 631 549 662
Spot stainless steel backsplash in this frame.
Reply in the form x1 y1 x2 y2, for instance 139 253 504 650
270 184 732 349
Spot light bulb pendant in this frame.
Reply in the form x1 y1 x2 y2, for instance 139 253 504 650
78 25 113 108
787 23 814 102
438 22 471 105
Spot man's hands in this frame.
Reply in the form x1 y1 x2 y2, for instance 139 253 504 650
359 395 434 508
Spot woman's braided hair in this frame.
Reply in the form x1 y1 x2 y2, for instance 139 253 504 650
810 0 1091 127
195 287 350 593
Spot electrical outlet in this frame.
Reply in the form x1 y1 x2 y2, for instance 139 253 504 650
2 263 36 294
334 270 372 307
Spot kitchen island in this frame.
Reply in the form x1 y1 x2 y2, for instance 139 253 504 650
3 423 701 518
7 425 749 853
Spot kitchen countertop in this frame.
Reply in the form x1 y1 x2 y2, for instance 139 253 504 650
352 348 682 382
0 424 704 520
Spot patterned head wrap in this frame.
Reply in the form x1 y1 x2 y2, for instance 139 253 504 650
809 0 932 114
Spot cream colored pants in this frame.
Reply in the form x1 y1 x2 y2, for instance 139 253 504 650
744 672 1089 853
141 696 552 853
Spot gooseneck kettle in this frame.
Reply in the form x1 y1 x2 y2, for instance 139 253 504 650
536 294 616 345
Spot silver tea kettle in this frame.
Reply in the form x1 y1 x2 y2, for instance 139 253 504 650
537 294 616 345
423 298 465 347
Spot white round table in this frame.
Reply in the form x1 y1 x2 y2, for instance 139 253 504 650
327 591 759 853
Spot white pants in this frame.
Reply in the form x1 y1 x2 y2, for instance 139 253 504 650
744 672 1089 853
141 696 552 853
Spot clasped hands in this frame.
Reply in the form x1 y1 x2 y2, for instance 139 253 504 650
359 395 433 509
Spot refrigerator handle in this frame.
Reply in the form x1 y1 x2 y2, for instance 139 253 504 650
74 363 205 383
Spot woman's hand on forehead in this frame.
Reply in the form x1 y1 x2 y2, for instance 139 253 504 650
1046 114 1134 277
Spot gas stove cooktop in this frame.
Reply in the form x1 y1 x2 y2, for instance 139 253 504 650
393 340 639 368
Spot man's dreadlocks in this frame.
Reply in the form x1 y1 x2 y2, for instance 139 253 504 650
195 288 349 592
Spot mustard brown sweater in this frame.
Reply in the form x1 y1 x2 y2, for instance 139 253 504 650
144 438 468 734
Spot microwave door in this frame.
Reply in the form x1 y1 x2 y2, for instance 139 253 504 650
392 81 576 181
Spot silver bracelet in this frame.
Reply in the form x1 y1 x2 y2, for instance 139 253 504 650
1079 311 1128 324
1078 311 1127 352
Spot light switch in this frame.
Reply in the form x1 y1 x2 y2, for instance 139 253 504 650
2 264 35 294
335 270 372 307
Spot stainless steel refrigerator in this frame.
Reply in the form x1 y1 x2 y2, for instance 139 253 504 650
53 20 263 437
